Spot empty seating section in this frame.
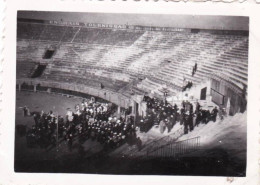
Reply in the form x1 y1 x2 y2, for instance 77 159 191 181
142 33 248 92
39 25 67 41
216 40 248 88
16 40 52 61
73 28 143 46
61 27 80 42
17 22 143 45
42 68 129 92
53 43 111 67
16 40 53 78
16 60 35 78
16 21 249 95
17 23 46 40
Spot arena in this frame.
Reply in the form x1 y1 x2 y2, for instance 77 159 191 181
15 12 248 176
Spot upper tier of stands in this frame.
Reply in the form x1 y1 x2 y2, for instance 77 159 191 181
17 22 143 46
16 21 249 95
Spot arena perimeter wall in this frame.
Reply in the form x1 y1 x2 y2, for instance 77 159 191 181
16 78 131 109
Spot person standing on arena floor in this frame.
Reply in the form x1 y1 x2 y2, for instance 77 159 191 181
20 106 30 117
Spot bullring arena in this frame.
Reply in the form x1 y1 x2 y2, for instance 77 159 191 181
15 12 248 176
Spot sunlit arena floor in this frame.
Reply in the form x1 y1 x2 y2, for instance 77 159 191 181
15 91 247 176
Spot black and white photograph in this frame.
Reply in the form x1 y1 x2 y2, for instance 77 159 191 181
14 11 249 176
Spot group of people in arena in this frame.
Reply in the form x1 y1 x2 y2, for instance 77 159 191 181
22 92 226 152
25 98 141 151
142 95 223 135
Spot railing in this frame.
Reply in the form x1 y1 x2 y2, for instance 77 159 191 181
119 126 185 158
146 136 200 158
145 127 184 152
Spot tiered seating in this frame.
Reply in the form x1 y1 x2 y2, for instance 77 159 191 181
96 32 188 74
57 43 110 66
17 22 46 40
39 25 67 41
16 21 249 96
61 27 80 42
16 60 35 78
73 28 143 46
141 33 248 94
215 39 248 88
42 69 128 92
16 40 55 61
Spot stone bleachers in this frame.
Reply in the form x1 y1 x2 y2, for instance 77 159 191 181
17 22 144 46
42 69 128 92
138 33 249 95
16 21 249 96
61 27 80 42
16 60 36 78
72 28 144 46
16 40 51 62
17 23 46 40
39 25 68 41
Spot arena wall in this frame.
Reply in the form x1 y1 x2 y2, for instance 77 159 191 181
210 75 247 115
16 79 131 109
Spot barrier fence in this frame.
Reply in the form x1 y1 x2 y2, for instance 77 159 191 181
145 126 184 152
16 78 131 108
146 136 200 158
120 126 185 158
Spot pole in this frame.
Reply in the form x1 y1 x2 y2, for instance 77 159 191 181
56 113 59 152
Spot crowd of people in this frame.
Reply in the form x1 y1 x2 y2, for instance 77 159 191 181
142 95 224 134
21 93 226 153
24 98 140 151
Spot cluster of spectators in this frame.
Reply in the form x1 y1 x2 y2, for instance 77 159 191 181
142 95 222 135
26 110 59 148
21 93 227 152
24 98 140 151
